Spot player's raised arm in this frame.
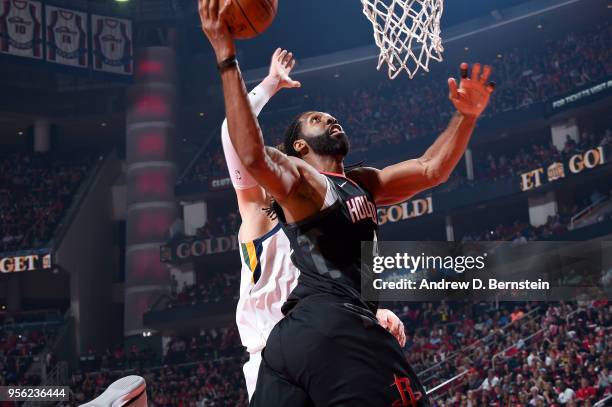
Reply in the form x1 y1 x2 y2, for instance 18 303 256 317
199 0 301 202
350 63 495 206
221 48 301 218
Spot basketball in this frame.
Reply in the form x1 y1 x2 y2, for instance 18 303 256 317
224 0 278 40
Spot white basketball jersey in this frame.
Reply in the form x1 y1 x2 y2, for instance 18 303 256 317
92 16 132 74
235 223 299 399
0 0 42 59
46 8 87 66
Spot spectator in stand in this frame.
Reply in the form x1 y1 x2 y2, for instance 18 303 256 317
557 379 576 404
181 23 611 188
0 152 91 253
575 377 598 403
481 368 501 391
0 325 57 386
66 300 611 406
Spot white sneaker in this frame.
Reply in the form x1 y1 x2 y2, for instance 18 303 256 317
79 375 147 407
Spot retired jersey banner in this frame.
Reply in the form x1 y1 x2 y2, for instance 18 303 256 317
91 14 133 75
0 0 43 59
45 5 88 68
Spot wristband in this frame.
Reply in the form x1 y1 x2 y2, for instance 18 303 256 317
217 55 238 73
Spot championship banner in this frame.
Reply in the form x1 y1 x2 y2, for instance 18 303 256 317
45 5 88 68
91 14 133 75
0 0 43 59
0 249 52 273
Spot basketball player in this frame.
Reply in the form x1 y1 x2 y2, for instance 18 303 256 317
199 2 494 405
226 48 407 400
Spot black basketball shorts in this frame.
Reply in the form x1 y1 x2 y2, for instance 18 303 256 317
250 294 430 407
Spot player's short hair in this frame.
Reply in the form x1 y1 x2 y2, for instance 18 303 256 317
283 111 313 157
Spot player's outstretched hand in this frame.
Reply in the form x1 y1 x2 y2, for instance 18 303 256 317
269 48 301 92
198 0 236 63
448 62 495 119
376 308 406 347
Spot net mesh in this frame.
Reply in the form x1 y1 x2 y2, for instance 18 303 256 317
361 0 444 79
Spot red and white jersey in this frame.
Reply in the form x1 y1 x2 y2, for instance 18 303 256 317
0 0 42 59
236 223 299 399
46 6 88 67
92 14 132 75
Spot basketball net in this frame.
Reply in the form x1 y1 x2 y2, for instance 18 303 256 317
361 0 444 79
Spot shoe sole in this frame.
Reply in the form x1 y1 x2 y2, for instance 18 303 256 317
79 375 147 407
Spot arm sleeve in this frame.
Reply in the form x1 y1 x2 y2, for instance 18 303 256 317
221 78 276 190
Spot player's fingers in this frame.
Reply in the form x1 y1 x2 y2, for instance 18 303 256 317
199 0 209 20
400 327 406 347
448 78 459 101
393 323 402 339
385 315 394 330
288 58 296 71
281 52 291 66
278 49 288 63
209 0 219 21
273 47 282 59
390 318 400 335
471 63 481 82
460 62 469 80
480 65 492 83
486 81 496 94
395 328 403 346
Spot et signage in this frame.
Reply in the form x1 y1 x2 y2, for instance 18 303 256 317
520 147 605 192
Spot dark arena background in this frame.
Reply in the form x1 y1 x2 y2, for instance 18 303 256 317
0 0 611 405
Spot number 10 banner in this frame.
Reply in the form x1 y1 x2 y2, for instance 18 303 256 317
0 0 43 59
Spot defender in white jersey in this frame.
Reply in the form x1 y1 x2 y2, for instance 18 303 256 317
225 49 408 400
224 49 301 399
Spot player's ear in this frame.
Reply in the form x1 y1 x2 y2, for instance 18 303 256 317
293 139 308 157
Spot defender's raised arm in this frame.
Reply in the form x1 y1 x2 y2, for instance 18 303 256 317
220 49 301 235
199 0 301 203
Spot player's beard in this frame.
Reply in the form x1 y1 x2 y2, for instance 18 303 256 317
306 130 350 157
